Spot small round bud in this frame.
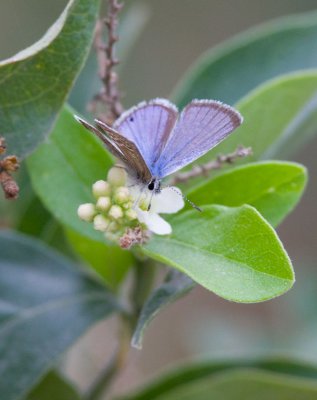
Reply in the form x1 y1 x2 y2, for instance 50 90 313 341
114 186 131 203
93 215 110 232
96 196 111 212
92 180 111 198
125 209 137 221
107 167 127 186
77 203 96 222
123 201 133 210
108 221 119 232
109 205 124 220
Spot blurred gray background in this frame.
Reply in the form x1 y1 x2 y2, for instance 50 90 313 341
1 0 317 397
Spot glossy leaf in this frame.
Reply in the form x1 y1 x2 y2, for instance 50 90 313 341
0 0 100 158
26 371 80 400
144 205 294 303
0 230 119 400
173 10 317 107
27 105 113 242
186 161 307 227
131 270 195 349
119 358 317 400
66 228 133 289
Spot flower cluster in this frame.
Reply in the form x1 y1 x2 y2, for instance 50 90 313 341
77 166 184 248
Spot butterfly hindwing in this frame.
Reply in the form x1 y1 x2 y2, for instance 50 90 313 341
154 100 243 178
114 99 178 174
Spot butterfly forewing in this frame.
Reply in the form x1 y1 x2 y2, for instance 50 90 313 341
114 99 178 173
95 119 152 183
154 100 243 178
75 116 126 161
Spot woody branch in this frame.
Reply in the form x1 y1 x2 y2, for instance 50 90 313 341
90 0 124 124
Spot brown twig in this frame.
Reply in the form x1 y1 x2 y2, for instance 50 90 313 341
0 138 20 200
169 146 252 185
89 0 124 124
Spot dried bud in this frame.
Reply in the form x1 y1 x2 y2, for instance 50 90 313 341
92 180 111 198
1 155 19 172
107 166 127 186
77 203 96 222
96 196 111 211
0 137 6 155
0 171 19 199
119 226 150 249
119 234 133 249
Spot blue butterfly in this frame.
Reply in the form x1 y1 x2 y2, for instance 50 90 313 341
75 98 242 196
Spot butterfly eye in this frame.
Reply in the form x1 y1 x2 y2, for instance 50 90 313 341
148 180 155 191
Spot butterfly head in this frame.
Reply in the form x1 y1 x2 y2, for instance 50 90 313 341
147 178 161 194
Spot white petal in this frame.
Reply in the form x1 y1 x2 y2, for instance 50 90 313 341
151 187 184 214
137 209 172 235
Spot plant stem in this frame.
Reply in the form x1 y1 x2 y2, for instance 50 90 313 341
169 145 252 185
84 260 156 400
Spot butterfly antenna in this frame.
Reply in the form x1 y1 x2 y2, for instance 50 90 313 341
163 185 202 212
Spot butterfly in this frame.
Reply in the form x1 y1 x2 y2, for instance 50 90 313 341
75 98 243 204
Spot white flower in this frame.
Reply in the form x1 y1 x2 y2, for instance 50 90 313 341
133 186 184 235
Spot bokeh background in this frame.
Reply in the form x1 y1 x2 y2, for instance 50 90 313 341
1 0 317 397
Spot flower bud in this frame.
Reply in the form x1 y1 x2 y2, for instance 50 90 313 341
96 196 111 212
77 203 96 222
107 167 127 186
109 205 123 220
125 209 137 221
92 180 111 198
93 215 110 232
114 186 131 203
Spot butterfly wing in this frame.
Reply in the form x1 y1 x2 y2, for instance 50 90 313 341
154 100 243 178
94 119 152 183
75 115 126 161
113 98 178 173
75 115 152 183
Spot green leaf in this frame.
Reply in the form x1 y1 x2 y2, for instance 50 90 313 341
0 230 119 400
144 205 294 303
27 105 113 242
131 270 194 349
173 10 317 107
118 358 317 400
123 369 317 400
186 161 307 227
0 0 100 158
26 371 80 400
66 228 133 289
